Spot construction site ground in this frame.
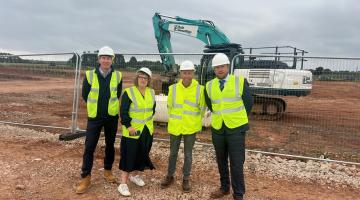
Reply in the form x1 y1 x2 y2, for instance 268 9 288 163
1 125 359 200
0 67 359 161
0 67 359 199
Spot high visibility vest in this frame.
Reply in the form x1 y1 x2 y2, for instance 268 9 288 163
167 79 204 135
122 86 155 139
206 74 248 130
85 69 122 118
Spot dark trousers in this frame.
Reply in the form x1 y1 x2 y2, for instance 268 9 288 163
211 125 246 200
81 117 118 178
167 134 196 180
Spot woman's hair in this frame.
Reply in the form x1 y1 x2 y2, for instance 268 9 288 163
133 71 152 87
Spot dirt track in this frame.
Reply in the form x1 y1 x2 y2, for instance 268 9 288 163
0 125 359 200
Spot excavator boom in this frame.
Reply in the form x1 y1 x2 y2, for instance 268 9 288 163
152 12 312 121
152 12 230 73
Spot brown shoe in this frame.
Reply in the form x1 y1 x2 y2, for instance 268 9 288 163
75 175 91 194
182 179 191 193
104 170 117 183
210 188 230 199
160 176 174 189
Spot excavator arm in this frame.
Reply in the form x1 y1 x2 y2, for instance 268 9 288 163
152 12 231 74
152 12 311 120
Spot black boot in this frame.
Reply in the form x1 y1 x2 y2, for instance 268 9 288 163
160 176 174 189
182 179 191 193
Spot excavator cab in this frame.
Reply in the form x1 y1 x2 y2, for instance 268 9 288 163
152 12 312 120
198 43 244 85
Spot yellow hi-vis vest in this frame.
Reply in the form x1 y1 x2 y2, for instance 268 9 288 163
122 86 155 139
86 69 122 118
206 74 248 130
167 79 205 135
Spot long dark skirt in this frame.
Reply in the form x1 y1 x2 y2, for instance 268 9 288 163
119 126 155 172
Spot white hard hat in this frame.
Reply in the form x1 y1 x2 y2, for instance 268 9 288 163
212 53 230 67
98 46 115 57
137 67 152 78
179 60 196 71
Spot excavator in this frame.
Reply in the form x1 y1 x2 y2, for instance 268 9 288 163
152 12 312 120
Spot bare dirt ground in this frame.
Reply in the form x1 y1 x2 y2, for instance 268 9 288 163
0 66 359 199
0 125 359 200
0 67 359 161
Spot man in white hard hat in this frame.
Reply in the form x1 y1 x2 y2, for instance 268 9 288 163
205 53 253 200
160 60 205 192
75 46 123 194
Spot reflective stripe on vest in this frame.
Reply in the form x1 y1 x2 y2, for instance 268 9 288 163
128 87 154 123
206 75 248 130
207 76 242 104
170 84 201 119
167 80 203 135
122 86 155 139
86 69 122 118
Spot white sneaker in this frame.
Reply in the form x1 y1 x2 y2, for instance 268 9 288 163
118 184 131 196
129 175 145 187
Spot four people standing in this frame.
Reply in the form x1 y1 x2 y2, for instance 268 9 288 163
76 47 252 199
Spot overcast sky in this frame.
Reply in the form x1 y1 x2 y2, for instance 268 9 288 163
1 0 359 57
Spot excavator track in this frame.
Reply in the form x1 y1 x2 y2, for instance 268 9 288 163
250 95 286 120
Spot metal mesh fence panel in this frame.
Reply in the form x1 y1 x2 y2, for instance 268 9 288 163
76 53 360 163
232 54 360 162
0 53 79 131
1 52 359 163
75 53 206 132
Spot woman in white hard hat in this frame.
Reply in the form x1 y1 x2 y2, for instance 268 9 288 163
117 67 156 197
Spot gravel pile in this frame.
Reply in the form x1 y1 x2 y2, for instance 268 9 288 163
246 153 360 189
0 111 31 122
0 124 359 200
1 124 359 190
151 140 360 189
0 124 57 140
